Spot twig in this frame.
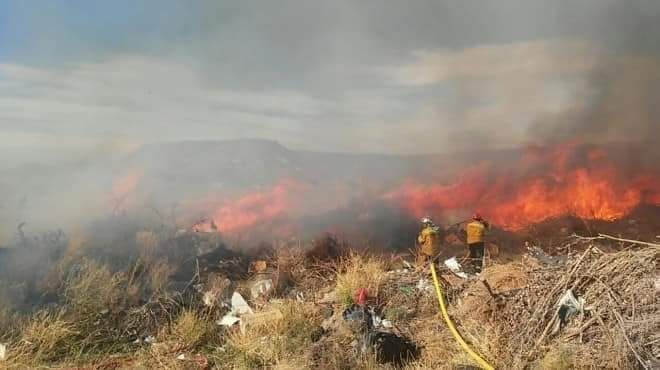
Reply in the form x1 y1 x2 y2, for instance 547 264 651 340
534 247 594 348
571 233 660 248
611 307 649 370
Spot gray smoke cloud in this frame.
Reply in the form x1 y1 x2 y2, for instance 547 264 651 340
1 0 659 243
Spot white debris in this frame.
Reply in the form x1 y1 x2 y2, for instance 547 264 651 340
176 354 186 360
231 292 254 315
217 314 241 327
551 289 586 335
144 335 156 344
203 289 225 308
381 319 393 329
444 257 468 279
416 278 433 293
250 278 274 299
0 343 6 361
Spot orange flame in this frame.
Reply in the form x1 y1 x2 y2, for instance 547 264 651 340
388 143 660 230
198 180 303 234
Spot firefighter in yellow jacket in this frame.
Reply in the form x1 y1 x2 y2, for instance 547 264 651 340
465 212 490 273
417 217 440 267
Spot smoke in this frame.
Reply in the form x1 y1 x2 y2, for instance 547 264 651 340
2 1 660 247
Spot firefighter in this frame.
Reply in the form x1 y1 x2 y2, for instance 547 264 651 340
465 212 490 273
417 217 440 267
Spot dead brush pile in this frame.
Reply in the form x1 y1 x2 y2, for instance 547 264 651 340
486 244 659 369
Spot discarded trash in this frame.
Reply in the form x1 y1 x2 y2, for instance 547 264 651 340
444 257 468 278
231 292 254 315
176 354 186 360
342 304 418 365
203 291 219 307
342 304 372 332
240 309 283 333
552 289 585 335
371 331 420 366
134 335 156 345
354 288 368 306
217 314 241 327
250 278 275 299
416 278 433 293
252 260 268 273
0 343 6 361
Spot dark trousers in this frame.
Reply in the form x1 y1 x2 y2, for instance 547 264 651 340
468 242 485 272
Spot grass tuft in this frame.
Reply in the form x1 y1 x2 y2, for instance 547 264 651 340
335 252 387 307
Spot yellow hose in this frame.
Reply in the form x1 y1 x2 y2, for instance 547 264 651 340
430 262 495 370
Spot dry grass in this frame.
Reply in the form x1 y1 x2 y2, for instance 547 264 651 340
5 310 78 367
335 252 387 307
166 309 214 350
64 257 125 316
147 258 176 293
224 299 322 368
136 230 159 265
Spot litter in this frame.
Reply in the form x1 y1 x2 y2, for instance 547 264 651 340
551 289 585 335
250 278 275 299
217 291 256 327
176 354 185 360
0 343 6 361
217 314 241 327
444 257 468 279
354 288 368 306
231 292 254 315
252 260 268 273
416 278 433 293
342 304 419 365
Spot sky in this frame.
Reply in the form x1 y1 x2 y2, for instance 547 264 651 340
1 0 659 159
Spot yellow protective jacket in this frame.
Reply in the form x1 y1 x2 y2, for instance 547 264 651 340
466 221 488 244
417 226 440 257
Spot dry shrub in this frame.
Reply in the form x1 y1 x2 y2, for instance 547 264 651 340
165 309 213 350
147 258 175 293
6 310 78 366
225 299 322 368
539 344 575 370
335 252 387 307
0 307 21 342
64 258 125 316
403 320 457 369
136 230 159 265
127 348 187 370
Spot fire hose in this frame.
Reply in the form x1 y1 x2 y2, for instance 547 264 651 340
430 262 495 370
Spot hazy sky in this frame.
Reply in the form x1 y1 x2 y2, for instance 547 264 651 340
1 0 659 158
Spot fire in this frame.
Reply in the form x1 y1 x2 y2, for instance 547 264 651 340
388 143 660 230
198 180 303 234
